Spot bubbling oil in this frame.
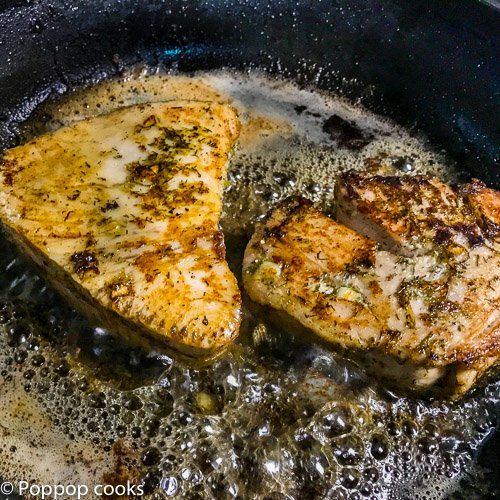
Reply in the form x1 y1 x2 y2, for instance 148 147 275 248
0 69 497 499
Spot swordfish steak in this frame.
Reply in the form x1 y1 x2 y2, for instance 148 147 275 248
0 101 242 360
243 178 500 397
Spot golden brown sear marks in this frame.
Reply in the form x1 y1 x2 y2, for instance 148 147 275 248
0 101 242 359
335 171 485 256
244 174 500 398
243 196 385 356
460 178 500 240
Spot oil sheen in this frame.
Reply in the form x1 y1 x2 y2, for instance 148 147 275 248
0 69 497 499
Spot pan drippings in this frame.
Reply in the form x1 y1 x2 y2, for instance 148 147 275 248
0 69 497 499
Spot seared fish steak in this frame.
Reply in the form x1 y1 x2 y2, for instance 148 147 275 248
0 101 241 359
243 179 500 397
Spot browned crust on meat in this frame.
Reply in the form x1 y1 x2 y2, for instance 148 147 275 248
461 178 500 239
336 171 485 252
255 195 376 271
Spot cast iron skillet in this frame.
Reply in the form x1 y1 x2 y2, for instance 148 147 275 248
0 0 498 186
0 0 498 496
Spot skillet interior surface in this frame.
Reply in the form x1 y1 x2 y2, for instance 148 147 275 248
0 1 498 499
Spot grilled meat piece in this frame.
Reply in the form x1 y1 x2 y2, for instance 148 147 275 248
243 179 500 397
0 101 242 360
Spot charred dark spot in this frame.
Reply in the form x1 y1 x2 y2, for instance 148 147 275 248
213 230 226 260
70 251 99 276
368 280 382 295
1 158 23 186
138 114 157 129
323 114 372 150
482 221 500 240
133 217 146 228
451 223 484 247
264 225 285 240
271 255 284 266
355 253 375 268
383 329 402 341
294 105 307 114
100 200 119 212
429 300 460 315
376 175 408 187
67 190 81 200
419 313 433 327
434 226 452 244
465 231 485 247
